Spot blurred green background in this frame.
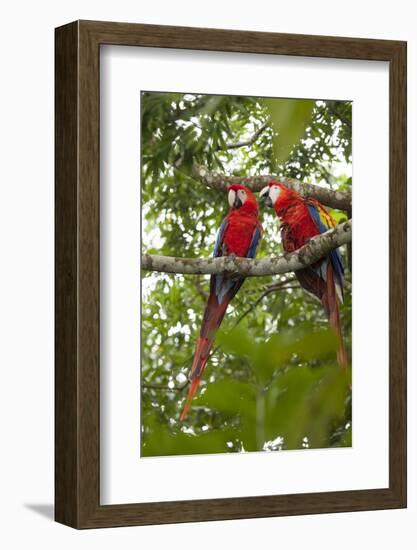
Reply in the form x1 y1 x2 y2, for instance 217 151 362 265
140 92 352 457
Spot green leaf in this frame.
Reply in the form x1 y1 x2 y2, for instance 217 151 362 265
216 324 258 363
194 379 256 420
262 98 315 167
265 366 351 449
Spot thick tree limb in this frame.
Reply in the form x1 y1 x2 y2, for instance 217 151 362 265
142 220 351 277
190 164 351 211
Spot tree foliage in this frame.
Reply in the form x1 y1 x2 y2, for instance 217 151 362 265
141 92 352 457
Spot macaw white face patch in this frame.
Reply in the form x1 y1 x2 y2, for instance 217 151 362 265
228 189 236 207
228 188 247 207
269 185 281 205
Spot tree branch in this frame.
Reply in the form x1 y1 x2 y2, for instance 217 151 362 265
142 382 189 392
233 283 299 328
223 123 268 149
142 219 351 276
190 164 351 211
326 100 352 130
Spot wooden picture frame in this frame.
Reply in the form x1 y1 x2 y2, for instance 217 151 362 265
55 20 407 528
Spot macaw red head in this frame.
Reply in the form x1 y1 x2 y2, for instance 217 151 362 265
259 181 299 212
227 184 258 215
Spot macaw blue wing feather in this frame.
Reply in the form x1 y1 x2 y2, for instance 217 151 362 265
307 203 344 299
213 218 228 258
215 276 234 304
307 203 333 233
247 225 262 259
211 219 233 304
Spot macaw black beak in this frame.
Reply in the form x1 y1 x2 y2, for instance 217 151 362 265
233 196 243 208
259 185 273 208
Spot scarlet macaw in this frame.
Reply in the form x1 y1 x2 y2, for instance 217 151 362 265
180 185 262 421
260 182 347 367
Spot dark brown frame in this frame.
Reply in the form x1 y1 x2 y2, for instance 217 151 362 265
55 20 407 529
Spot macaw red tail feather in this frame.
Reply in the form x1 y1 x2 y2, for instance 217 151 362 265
179 377 201 422
322 263 348 368
179 282 238 421
179 336 213 421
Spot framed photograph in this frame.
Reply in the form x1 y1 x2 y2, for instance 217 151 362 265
55 20 406 528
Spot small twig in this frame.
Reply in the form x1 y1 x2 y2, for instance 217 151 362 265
142 381 190 392
260 277 297 293
327 102 352 130
233 285 298 328
194 276 209 302
223 123 268 150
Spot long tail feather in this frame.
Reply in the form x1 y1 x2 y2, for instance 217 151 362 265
322 263 348 368
180 336 212 421
179 284 236 421
179 378 200 422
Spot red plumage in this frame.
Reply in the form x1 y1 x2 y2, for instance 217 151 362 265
180 185 262 421
265 182 347 367
222 199 259 256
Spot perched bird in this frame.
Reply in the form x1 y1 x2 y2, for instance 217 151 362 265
260 182 347 367
180 185 262 421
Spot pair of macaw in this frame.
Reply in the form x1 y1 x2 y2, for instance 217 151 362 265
180 182 347 421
